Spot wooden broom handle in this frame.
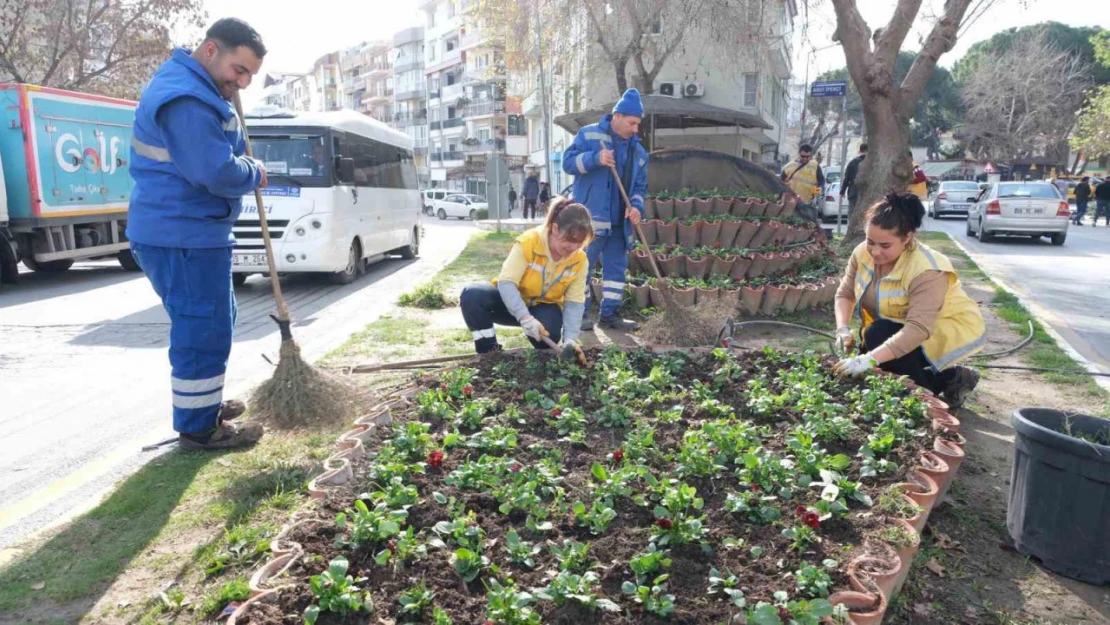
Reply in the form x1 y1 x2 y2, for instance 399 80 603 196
231 93 290 323
609 166 664 282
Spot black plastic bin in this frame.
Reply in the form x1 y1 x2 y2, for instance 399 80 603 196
1009 408 1110 584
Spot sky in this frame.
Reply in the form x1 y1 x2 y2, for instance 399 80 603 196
192 0 1110 106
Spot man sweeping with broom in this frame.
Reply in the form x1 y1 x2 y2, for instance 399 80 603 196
564 88 648 332
127 18 268 450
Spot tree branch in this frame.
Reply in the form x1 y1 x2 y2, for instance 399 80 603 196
899 0 974 116
828 0 875 97
874 0 922 67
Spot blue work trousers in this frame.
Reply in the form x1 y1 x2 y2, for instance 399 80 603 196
460 284 562 353
130 242 236 435
585 232 629 318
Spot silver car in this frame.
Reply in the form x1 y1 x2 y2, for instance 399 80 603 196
929 181 981 219
966 182 1070 246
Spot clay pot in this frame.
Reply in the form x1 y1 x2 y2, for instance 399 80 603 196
748 199 768 217
308 459 353 499
822 275 840 303
355 405 393 427
779 194 798 218
590 277 603 304
760 284 788 315
721 286 743 308
709 254 736 277
628 249 646 275
763 199 784 217
717 220 742 248
648 284 666 308
654 198 675 220
781 285 804 313
730 255 753 280
674 198 694 219
248 552 300 596
890 517 922 599
642 198 656 220
713 196 734 215
660 255 685 278
731 198 754 217
671 286 696 307
693 197 714 216
638 220 658 246
924 394 951 413
631 283 652 310
686 256 711 280
918 451 954 501
338 424 375 445
932 438 966 501
734 220 761 248
747 221 776 248
699 221 722 247
747 252 772 279
828 590 886 625
898 471 939 529
677 221 701 248
851 542 901 599
695 286 720 305
798 283 822 310
655 221 678 246
227 590 279 625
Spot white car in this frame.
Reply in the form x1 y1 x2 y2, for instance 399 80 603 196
434 193 489 220
820 181 848 223
422 189 448 215
966 182 1069 246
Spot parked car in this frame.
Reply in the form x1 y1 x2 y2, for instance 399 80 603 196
819 181 848 223
422 189 448 215
823 165 842 186
966 182 1069 246
928 180 982 219
434 193 489 220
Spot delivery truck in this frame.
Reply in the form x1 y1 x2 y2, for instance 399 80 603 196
0 83 139 288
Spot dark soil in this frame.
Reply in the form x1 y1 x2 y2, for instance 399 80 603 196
238 347 937 625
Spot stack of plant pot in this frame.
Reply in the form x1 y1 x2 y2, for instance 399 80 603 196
594 191 841 316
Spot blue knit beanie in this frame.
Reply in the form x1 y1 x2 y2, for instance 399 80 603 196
612 88 644 117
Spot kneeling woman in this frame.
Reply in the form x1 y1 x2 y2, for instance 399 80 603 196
460 198 592 356
833 192 985 408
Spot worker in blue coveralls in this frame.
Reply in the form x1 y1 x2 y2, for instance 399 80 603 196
126 18 268 450
563 88 648 331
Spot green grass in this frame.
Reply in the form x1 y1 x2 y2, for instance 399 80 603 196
398 281 456 309
434 231 516 287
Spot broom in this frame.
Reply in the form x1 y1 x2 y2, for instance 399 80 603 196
232 93 357 429
608 167 715 347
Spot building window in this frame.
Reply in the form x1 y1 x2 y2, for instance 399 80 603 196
447 1 455 18
478 127 491 142
743 74 758 108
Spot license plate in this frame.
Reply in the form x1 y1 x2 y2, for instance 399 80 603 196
948 204 967 210
233 253 268 266
1014 208 1044 215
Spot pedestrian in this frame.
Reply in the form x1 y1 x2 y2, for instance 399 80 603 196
459 198 592 356
839 143 867 216
780 144 825 213
832 192 985 409
507 186 517 217
1096 177 1110 227
563 87 647 332
126 18 268 450
907 151 928 200
1073 176 1091 225
522 171 540 219
539 182 552 216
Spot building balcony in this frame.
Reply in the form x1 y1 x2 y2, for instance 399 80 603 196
395 26 424 47
772 44 791 79
466 65 505 84
430 117 466 131
465 100 505 118
432 150 465 162
441 81 465 101
460 30 490 50
506 136 528 157
394 59 423 74
394 88 425 102
462 138 505 154
521 90 541 118
426 47 463 74
367 63 391 76
364 91 394 105
393 109 428 126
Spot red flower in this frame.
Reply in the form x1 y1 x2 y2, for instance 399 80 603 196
656 518 673 530
440 383 449 392
803 511 821 529
611 449 625 462
509 462 523 472
550 407 563 417
427 450 445 469
462 384 474 396
795 505 807 517
386 540 397 552
750 484 762 493
778 606 792 621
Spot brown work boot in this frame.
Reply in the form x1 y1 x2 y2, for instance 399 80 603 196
179 420 264 451
942 366 980 411
219 399 246 420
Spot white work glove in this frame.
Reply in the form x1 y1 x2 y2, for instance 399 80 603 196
832 353 878 378
835 326 855 355
519 314 549 341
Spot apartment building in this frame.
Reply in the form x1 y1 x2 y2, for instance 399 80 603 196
392 26 430 187
312 52 344 112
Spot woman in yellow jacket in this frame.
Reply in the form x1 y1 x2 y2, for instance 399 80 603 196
832 192 985 408
461 198 593 358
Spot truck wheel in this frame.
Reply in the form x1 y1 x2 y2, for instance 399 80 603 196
233 273 249 287
329 240 362 285
23 257 74 272
117 249 142 272
400 227 420 260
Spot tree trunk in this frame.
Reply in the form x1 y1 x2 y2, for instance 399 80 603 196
842 94 912 251
613 54 630 94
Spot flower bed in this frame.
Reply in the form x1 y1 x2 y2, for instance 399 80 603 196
230 347 965 625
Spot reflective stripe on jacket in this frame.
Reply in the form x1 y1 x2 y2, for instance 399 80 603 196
493 227 587 307
852 241 986 371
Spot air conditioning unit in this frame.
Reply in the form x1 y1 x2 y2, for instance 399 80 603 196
657 81 682 98
684 82 705 98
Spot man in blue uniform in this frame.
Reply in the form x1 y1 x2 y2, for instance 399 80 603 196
127 18 268 450
563 88 647 331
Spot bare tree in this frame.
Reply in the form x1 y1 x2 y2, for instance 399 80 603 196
0 0 206 100
959 29 1091 166
826 0 1000 245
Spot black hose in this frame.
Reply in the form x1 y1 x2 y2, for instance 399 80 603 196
972 320 1034 360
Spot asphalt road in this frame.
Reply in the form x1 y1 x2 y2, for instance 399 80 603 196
925 214 1110 374
0 217 477 553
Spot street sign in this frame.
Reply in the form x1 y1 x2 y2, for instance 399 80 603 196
485 157 511 223
810 81 847 98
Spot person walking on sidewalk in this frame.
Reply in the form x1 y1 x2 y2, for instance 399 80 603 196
831 192 985 409
840 143 867 216
507 186 517 217
522 171 540 219
563 88 647 332
459 199 592 357
1095 178 1110 227
539 182 552 217
1074 176 1091 225
126 18 268 450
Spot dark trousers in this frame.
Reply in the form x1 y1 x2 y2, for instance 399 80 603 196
130 242 236 435
1074 199 1088 223
523 198 538 219
863 319 957 395
460 283 562 353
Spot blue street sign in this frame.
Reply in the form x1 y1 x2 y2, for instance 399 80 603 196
810 81 848 98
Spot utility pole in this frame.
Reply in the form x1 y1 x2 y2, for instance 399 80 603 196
532 0 552 187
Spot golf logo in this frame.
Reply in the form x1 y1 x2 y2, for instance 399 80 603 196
54 131 124 176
